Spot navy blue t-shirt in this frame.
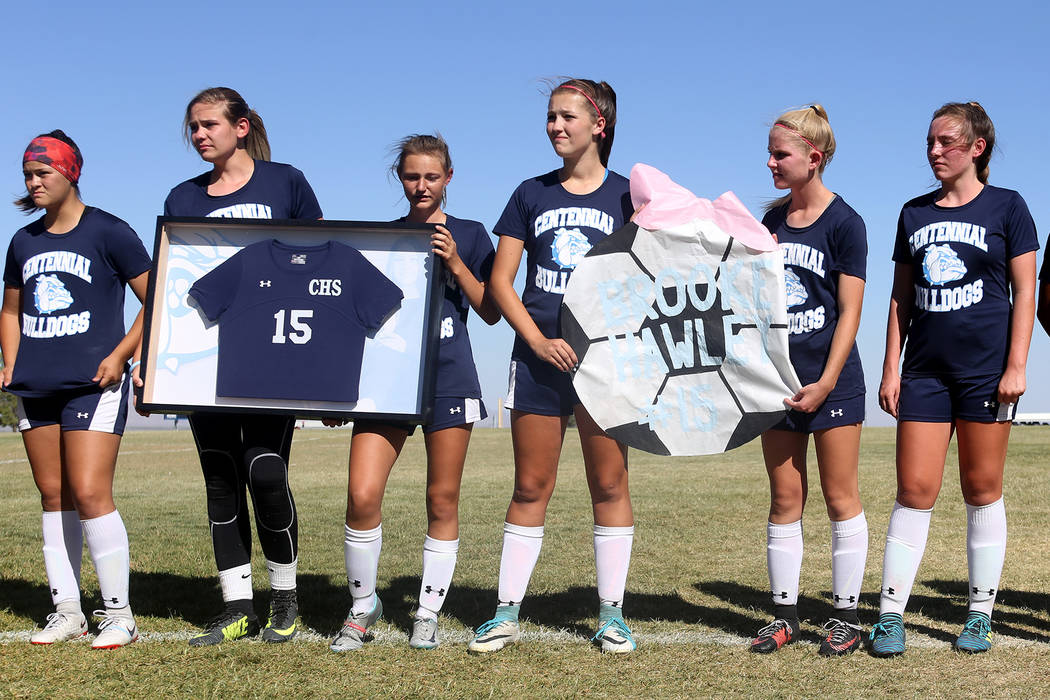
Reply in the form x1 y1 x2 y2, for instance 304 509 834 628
762 196 867 399
3 207 152 397
494 170 633 358
892 185 1039 377
188 240 403 402
400 214 494 399
164 160 323 219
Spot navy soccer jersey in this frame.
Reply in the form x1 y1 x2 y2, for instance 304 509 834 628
892 185 1039 377
494 170 633 358
164 160 323 220
762 195 867 399
3 207 152 397
399 214 494 399
188 240 403 402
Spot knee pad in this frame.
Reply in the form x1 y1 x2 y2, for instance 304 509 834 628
200 449 242 524
245 448 295 531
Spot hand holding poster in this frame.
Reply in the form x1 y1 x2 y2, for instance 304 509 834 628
561 164 801 456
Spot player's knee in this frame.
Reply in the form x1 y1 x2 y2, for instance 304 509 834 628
245 449 287 493
69 483 112 517
822 487 859 521
896 483 938 510
960 480 1002 506
511 478 554 506
425 485 460 524
346 484 382 523
587 474 629 505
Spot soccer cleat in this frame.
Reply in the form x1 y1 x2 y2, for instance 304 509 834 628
954 611 992 653
467 617 521 654
90 609 139 649
261 590 298 643
818 618 862 656
188 608 260 647
409 615 439 650
749 618 798 653
330 597 383 652
30 610 88 645
868 612 906 657
592 616 636 653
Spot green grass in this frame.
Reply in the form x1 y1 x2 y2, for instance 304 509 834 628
1 427 1049 697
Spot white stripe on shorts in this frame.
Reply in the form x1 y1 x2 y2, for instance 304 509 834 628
15 397 30 432
88 373 126 433
505 360 518 410
465 398 481 424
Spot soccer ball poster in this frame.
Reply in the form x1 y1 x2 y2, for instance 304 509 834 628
561 164 801 456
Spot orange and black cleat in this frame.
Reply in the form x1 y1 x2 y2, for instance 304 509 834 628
749 618 799 653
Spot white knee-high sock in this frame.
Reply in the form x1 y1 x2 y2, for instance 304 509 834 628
879 502 932 616
41 511 83 607
830 511 868 610
81 511 130 610
344 524 382 615
967 497 1006 618
267 559 298 591
497 522 543 607
767 520 803 607
594 525 634 609
417 536 458 620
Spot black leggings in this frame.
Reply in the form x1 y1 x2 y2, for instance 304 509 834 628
188 412 298 571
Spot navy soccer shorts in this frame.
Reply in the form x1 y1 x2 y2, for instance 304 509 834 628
898 373 1015 423
16 375 130 434
770 393 865 433
504 350 578 417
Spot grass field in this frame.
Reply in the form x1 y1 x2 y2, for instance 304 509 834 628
1 426 1049 697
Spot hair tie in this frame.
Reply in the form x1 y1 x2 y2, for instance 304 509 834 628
23 136 81 184
558 84 606 138
774 123 823 159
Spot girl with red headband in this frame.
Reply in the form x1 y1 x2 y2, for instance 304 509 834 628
468 78 638 654
157 87 323 647
2 130 152 648
870 102 1038 656
751 105 869 656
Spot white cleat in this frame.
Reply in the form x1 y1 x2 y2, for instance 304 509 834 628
30 610 88 645
467 618 521 654
91 609 139 649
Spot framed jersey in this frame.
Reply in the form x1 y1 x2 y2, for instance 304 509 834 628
140 218 443 422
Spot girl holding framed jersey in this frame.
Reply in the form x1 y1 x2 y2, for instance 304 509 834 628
2 131 151 648
871 102 1038 656
327 134 499 652
157 87 323 646
467 78 637 655
752 105 868 656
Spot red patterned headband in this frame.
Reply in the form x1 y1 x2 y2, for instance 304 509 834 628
774 123 823 159
23 136 82 184
558 84 606 138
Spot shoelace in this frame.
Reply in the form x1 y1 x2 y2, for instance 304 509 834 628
823 618 860 645
870 617 903 638
42 611 72 629
93 609 127 631
592 616 632 642
961 614 991 638
475 617 514 635
755 619 790 638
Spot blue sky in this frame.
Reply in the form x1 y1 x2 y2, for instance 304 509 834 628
3 0 1047 427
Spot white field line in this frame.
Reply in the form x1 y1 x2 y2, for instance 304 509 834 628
2 625 1047 649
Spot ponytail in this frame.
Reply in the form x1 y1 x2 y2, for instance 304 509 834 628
183 87 271 162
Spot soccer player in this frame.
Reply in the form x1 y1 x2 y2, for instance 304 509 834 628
467 78 638 654
327 134 500 651
156 87 323 645
870 102 1038 655
2 131 151 648
751 105 868 656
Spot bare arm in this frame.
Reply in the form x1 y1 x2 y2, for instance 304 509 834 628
998 251 1037 404
878 262 914 418
432 225 500 325
784 274 864 412
0 287 22 387
94 271 150 388
489 235 576 372
1036 280 1050 339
